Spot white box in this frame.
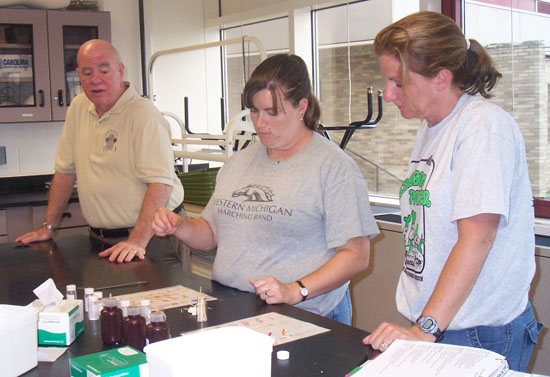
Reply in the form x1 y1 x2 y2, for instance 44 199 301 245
0 304 38 377
29 299 84 346
144 326 274 377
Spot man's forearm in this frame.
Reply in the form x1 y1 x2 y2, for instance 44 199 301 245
129 183 173 248
45 172 77 227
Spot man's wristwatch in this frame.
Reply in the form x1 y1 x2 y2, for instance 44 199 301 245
41 221 56 233
296 280 309 302
416 315 444 341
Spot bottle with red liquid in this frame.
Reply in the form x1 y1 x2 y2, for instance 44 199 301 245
101 298 123 345
146 310 171 344
123 306 146 351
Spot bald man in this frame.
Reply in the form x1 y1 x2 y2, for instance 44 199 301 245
17 39 186 265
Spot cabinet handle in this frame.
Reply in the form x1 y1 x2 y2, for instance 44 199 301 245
61 212 72 219
38 90 45 107
58 90 64 106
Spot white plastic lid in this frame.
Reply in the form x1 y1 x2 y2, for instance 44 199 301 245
84 287 94 294
119 299 130 307
104 298 118 307
150 311 166 322
140 299 150 306
277 350 290 360
128 306 140 316
66 284 76 291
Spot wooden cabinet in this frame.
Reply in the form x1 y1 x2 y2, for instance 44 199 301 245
0 8 110 122
0 210 7 243
3 201 88 243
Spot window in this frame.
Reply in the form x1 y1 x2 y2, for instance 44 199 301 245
314 1 413 198
464 0 550 198
222 17 289 124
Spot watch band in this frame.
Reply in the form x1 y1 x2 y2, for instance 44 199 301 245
296 280 309 302
41 221 56 233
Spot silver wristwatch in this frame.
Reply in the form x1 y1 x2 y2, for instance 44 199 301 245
296 280 309 301
41 221 56 233
416 315 444 341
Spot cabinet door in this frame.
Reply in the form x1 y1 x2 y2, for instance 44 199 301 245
46 10 110 121
0 9 52 122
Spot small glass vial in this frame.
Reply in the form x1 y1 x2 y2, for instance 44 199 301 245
140 299 151 324
119 299 130 317
84 287 94 312
88 295 100 321
66 284 77 300
101 298 123 345
95 291 104 311
124 306 146 351
197 296 207 322
146 311 171 344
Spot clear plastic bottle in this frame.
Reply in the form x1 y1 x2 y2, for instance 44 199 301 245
119 299 130 317
146 311 171 344
101 298 123 345
140 299 151 324
123 306 146 351
95 291 104 311
65 284 77 300
88 295 100 321
84 287 95 312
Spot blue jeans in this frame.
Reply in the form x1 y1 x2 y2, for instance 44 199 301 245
325 288 352 325
439 302 543 371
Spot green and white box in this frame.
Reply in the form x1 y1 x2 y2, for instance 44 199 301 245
70 346 149 377
29 299 84 346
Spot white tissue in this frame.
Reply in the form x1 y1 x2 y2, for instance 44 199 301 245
33 278 63 306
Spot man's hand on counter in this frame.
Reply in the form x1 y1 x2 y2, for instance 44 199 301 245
98 240 147 263
15 227 54 244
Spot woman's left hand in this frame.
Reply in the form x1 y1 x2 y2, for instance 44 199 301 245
362 322 436 352
249 277 301 305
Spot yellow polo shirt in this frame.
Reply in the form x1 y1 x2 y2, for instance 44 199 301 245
55 82 183 228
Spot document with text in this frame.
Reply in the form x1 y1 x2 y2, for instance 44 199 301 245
351 339 509 377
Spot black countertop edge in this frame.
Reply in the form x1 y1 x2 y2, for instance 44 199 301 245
373 213 550 248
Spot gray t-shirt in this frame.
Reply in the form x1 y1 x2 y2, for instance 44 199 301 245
396 93 535 330
202 132 379 316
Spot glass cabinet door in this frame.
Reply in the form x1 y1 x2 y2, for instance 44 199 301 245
47 10 110 121
0 9 51 122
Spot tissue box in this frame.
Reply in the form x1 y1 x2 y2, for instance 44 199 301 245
29 299 84 346
0 305 38 377
144 326 274 377
70 346 148 377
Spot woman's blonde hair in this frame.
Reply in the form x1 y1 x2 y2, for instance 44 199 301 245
374 11 501 98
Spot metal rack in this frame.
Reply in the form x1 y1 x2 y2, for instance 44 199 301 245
147 36 266 169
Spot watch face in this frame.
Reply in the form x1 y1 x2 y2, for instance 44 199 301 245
422 318 434 330
300 287 309 296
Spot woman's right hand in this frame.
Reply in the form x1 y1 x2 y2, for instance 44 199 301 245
152 207 182 237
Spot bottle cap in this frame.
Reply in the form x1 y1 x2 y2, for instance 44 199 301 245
89 295 98 302
140 299 151 306
150 311 166 323
66 284 76 291
95 291 103 299
119 299 130 307
84 287 94 294
104 298 118 307
128 306 140 316
277 350 290 360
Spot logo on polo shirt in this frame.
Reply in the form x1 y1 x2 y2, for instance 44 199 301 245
103 130 118 152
